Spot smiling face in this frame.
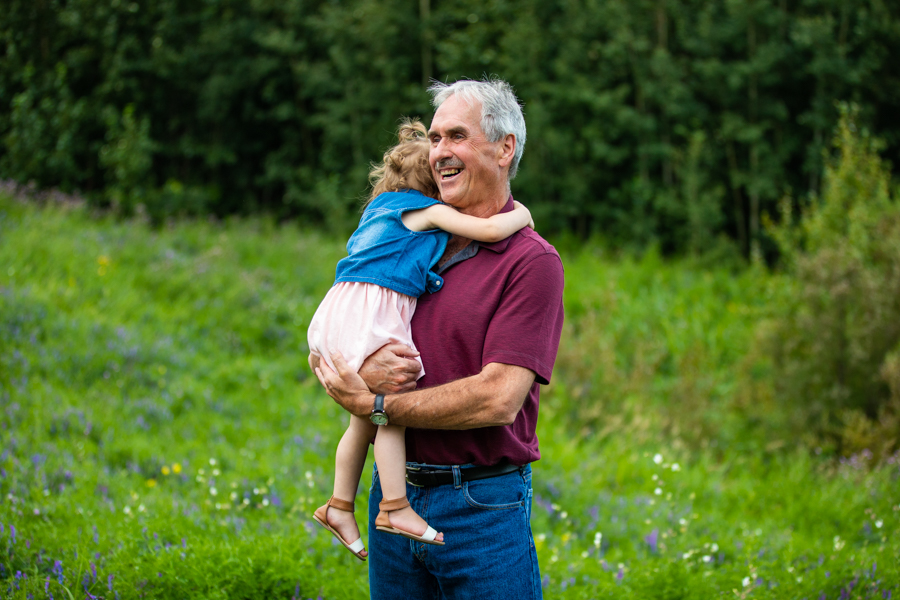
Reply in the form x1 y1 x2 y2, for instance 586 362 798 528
428 94 512 216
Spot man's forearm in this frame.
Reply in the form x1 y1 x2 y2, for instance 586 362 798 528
381 363 535 430
313 351 535 431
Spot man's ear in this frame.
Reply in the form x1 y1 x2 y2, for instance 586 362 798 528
497 134 516 169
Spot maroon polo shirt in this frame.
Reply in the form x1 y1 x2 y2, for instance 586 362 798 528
407 197 565 466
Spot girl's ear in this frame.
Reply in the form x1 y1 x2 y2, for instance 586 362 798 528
497 134 516 169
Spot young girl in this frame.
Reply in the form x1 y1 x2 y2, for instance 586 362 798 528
309 119 533 560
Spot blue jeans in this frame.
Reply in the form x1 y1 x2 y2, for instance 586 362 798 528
367 462 542 600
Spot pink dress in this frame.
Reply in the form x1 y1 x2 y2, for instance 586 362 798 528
307 281 425 378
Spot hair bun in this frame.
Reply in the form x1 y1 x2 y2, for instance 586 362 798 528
397 118 427 143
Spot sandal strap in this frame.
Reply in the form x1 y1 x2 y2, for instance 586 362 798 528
379 496 410 512
327 495 355 513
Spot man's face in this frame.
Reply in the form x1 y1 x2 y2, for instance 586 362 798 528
428 94 505 213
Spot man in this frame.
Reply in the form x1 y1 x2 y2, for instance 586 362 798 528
314 78 564 599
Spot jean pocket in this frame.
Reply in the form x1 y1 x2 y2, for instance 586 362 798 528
462 474 526 511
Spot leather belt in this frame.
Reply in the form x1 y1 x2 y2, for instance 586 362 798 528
405 462 521 487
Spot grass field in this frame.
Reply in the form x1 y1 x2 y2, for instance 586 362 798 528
1 194 898 599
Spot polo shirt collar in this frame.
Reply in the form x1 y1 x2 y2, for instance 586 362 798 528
433 195 516 275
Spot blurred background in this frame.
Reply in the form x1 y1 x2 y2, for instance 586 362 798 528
1 2 900 596
2 0 899 252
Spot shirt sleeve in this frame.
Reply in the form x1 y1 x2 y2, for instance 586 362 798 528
482 251 565 385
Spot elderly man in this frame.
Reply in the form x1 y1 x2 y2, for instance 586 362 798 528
314 78 564 599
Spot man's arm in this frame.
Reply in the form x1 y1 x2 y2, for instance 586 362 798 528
308 343 422 394
315 351 536 430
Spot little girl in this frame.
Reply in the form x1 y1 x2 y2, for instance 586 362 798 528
309 119 533 560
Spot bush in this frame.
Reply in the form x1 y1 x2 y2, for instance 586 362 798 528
764 104 900 458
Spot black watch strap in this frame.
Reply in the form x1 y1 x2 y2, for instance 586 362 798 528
374 394 385 413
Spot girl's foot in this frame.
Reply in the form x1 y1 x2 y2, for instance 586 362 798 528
325 506 368 559
387 506 445 544
374 496 445 545
312 496 368 560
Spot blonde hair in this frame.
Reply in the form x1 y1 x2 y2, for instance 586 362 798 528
367 118 439 205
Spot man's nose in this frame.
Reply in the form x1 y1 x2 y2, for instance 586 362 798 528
431 137 452 161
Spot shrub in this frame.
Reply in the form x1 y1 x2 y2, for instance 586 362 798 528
764 103 900 458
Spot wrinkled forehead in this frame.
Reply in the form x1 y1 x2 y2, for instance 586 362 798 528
429 94 483 136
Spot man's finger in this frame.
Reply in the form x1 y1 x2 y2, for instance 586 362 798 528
329 350 355 377
314 366 328 390
382 343 420 359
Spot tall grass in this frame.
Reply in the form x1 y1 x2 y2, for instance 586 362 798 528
1 194 897 598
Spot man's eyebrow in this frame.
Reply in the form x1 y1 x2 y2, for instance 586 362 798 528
427 125 468 138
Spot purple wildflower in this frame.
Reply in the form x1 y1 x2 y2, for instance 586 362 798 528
10 524 15 544
108 574 114 591
52 560 64 584
616 567 624 582
644 528 659 553
91 563 97 583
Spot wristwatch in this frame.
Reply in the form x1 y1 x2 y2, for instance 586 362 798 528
370 394 389 426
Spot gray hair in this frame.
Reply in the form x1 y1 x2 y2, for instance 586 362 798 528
428 78 526 180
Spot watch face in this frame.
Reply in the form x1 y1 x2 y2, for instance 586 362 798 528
370 412 388 426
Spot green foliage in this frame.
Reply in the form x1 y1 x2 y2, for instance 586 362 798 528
2 0 900 250
764 104 900 457
2 194 898 597
1 63 88 190
550 245 775 450
100 104 155 216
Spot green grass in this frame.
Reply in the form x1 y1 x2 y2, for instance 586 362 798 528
1 195 897 599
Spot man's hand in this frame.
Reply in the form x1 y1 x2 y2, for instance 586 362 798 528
314 351 373 418
358 343 421 394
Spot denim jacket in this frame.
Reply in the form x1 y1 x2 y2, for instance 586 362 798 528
334 190 450 297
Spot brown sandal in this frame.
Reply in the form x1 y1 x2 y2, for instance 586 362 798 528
312 496 367 560
375 496 445 546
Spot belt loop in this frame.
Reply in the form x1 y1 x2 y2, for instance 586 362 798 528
452 465 462 489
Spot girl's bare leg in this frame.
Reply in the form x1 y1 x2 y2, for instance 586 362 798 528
327 414 377 555
374 424 444 542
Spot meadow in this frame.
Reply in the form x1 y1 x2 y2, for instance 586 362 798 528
1 192 898 599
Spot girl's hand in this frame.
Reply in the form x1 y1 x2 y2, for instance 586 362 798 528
513 201 535 229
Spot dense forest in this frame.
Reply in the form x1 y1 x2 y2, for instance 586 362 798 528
2 0 899 253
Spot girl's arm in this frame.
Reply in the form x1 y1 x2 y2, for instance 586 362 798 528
402 201 533 243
